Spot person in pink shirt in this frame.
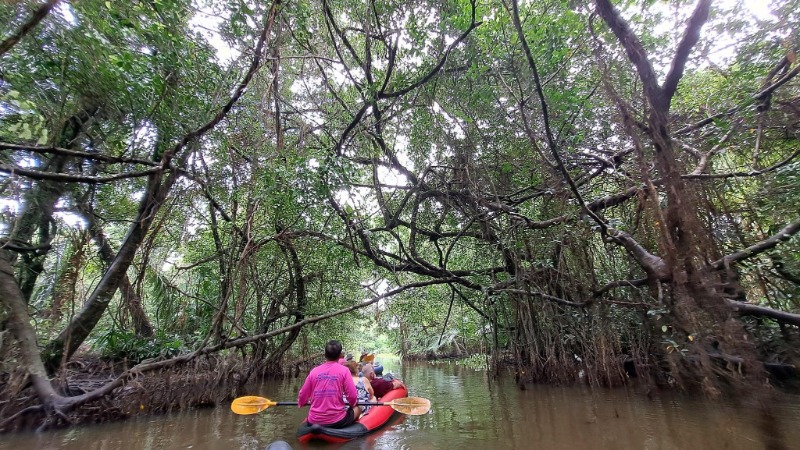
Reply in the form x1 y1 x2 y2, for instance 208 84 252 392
297 340 359 428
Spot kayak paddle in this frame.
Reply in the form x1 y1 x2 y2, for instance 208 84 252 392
231 395 431 416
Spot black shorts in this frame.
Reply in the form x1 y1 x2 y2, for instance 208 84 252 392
318 406 356 429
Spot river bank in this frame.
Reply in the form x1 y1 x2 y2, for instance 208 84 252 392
2 349 799 435
2 360 800 449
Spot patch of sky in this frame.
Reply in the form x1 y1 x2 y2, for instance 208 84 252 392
54 2 78 26
53 198 85 229
189 0 239 66
432 102 466 139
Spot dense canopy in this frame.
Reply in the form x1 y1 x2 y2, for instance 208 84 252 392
1 0 798 431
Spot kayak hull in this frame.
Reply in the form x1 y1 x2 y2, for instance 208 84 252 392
296 386 408 443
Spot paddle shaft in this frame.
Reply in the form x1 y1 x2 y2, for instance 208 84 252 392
280 401 397 407
232 395 430 416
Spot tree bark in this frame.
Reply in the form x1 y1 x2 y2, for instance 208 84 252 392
44 142 181 372
76 196 154 337
49 232 88 322
0 259 59 405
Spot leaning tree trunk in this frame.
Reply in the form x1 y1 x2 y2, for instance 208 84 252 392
43 142 183 372
41 0 279 371
76 195 154 338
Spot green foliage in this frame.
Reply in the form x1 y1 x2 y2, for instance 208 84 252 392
456 353 488 370
1 0 798 392
93 330 186 363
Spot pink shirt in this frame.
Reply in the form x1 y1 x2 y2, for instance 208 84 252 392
297 361 357 425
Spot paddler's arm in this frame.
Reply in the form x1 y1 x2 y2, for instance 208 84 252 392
297 373 313 407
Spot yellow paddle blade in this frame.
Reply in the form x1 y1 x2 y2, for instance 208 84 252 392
386 397 431 415
231 396 276 415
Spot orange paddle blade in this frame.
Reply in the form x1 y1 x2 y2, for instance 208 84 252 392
385 397 431 415
231 396 276 415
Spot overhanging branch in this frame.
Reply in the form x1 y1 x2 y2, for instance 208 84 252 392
712 218 800 269
0 164 163 183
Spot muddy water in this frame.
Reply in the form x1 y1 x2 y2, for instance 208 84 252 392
2 360 800 449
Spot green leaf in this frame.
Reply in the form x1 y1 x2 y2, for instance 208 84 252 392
20 123 32 140
36 129 49 145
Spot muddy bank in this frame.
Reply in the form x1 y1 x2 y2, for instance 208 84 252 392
0 353 279 433
2 348 798 435
405 350 800 389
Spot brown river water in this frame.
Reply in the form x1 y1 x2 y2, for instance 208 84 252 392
2 360 799 449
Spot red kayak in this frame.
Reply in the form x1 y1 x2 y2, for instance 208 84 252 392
296 386 408 443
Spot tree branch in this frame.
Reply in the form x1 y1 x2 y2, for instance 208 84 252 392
0 238 51 253
0 142 157 166
377 1 481 99
712 218 800 269
726 300 800 327
0 164 163 183
594 0 664 110
662 0 711 103
753 63 800 101
682 146 800 180
0 0 59 57
594 277 649 297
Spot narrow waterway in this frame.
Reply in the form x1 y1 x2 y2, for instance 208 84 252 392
2 360 799 449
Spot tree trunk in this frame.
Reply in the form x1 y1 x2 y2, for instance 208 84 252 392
77 196 154 337
0 258 59 405
266 233 307 363
43 140 185 372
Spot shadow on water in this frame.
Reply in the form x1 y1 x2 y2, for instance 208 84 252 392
1 360 799 449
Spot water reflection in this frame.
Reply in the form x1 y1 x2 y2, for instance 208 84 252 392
1 360 798 449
